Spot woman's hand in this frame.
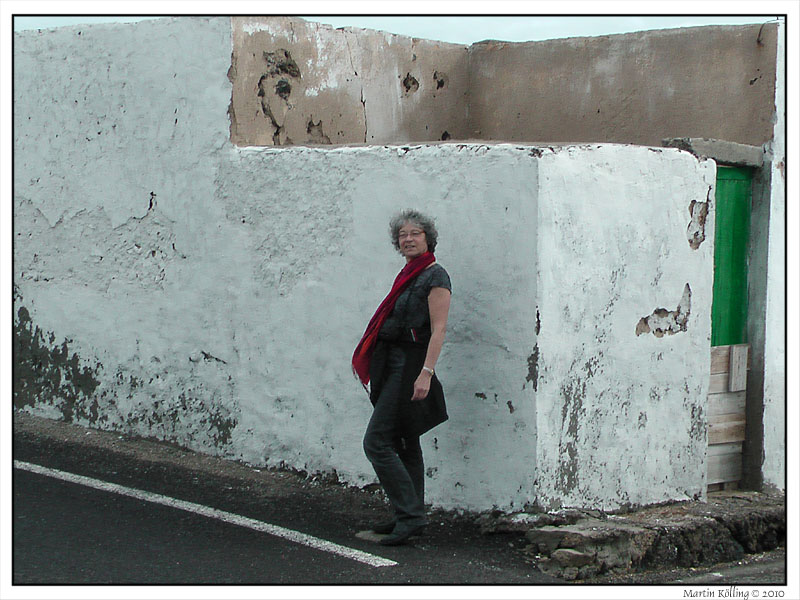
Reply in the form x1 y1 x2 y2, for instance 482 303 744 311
412 370 432 401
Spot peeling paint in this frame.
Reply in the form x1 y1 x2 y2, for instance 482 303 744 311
258 76 288 145
688 404 705 443
13 293 102 422
242 21 285 37
14 294 240 451
127 389 238 449
526 345 539 391
687 187 711 250
557 374 586 495
262 49 301 79
636 284 692 337
255 49 302 146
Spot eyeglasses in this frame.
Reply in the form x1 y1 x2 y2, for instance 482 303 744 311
398 230 424 240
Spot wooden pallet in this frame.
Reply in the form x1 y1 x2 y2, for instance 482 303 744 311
707 344 749 488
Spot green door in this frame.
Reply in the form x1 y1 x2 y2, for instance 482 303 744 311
711 166 752 346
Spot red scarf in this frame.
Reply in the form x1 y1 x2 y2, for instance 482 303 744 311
352 252 435 386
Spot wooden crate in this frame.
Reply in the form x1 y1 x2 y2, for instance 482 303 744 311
707 345 749 488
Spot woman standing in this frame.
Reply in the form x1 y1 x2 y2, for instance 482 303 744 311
352 209 452 546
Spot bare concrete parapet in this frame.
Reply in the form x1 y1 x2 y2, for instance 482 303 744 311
229 19 779 149
662 137 764 168
470 24 779 147
230 17 469 146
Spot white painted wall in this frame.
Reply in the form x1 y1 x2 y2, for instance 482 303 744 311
535 146 716 510
13 16 236 445
761 21 786 491
14 17 721 511
211 143 542 511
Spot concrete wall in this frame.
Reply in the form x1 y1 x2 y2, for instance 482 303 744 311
228 20 779 150
211 143 546 511
230 17 469 146
534 146 716 509
464 24 778 147
12 17 731 510
733 21 785 493
13 17 235 444
14 17 537 512
759 22 786 491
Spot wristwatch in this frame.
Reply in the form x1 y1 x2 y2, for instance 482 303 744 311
422 366 435 376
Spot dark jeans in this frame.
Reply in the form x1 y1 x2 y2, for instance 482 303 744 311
363 344 427 528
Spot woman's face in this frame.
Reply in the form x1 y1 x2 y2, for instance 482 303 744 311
398 221 428 261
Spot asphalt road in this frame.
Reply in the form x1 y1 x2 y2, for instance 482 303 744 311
672 554 787 585
14 468 386 584
12 464 552 585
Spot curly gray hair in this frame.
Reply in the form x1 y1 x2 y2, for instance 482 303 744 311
389 209 438 254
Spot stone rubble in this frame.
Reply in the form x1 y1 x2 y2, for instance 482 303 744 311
476 492 785 580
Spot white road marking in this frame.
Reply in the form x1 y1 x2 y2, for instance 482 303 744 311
14 460 397 568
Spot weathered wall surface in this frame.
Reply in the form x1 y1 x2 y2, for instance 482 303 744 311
13 16 235 443
13 17 726 510
230 17 469 146
465 24 779 147
759 22 786 491
12 16 535 510
228 20 779 152
744 166 772 491
213 144 542 511
13 17 232 229
14 73 541 509
741 21 786 493
534 146 716 509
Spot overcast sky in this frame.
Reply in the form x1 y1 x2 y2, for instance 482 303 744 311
12 14 779 44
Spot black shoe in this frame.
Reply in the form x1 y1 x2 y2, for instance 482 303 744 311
378 523 426 546
371 519 397 535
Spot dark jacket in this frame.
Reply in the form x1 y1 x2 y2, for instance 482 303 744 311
369 339 448 437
